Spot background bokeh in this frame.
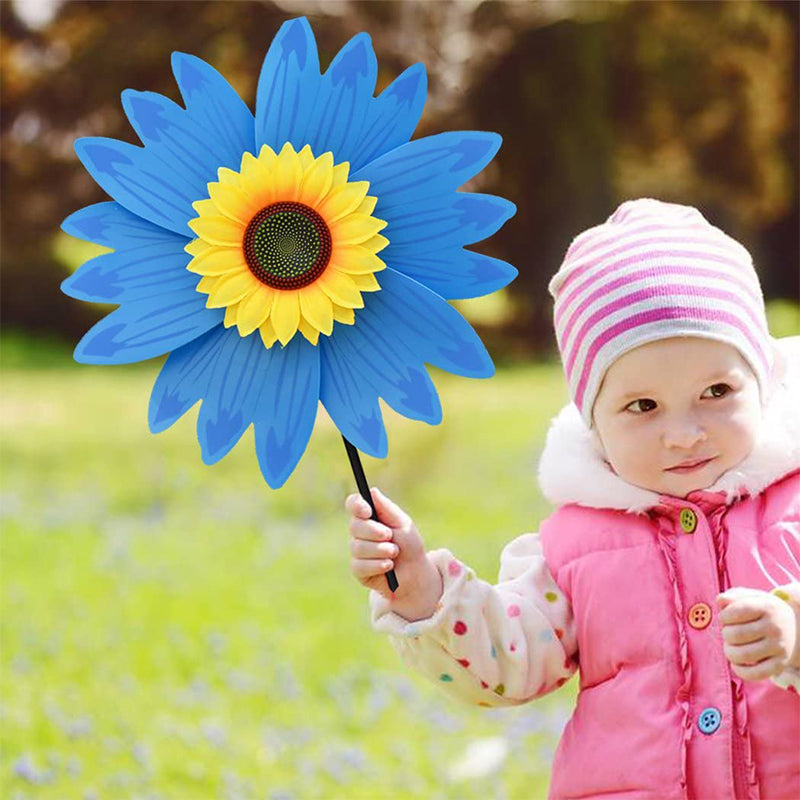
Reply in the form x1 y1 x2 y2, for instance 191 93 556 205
2 1 798 799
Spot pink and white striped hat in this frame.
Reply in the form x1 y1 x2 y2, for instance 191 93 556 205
549 198 773 427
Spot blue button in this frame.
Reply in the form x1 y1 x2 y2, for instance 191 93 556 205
697 707 721 734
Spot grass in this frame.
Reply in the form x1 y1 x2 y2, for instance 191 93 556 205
0 335 574 800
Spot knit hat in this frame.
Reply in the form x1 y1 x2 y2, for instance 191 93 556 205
549 198 773 427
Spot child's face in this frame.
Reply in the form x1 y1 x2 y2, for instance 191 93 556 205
591 337 762 499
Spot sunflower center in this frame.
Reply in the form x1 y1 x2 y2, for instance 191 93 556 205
243 202 332 290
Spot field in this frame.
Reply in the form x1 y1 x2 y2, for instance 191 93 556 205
1 335 576 800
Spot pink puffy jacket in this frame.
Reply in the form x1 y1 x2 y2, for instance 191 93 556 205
370 339 800 799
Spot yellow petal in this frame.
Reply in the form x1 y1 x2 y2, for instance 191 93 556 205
330 214 388 246
188 215 245 246
236 284 275 336
224 303 238 328
317 181 370 224
241 149 276 203
298 151 334 208
331 161 349 187
332 304 355 325
273 143 303 202
317 268 364 309
187 246 244 276
205 270 256 308
297 316 320 346
185 238 212 257
259 316 278 349
349 272 381 292
362 233 390 254
192 199 217 216
270 289 301 345
217 166 241 185
298 283 334 335
330 244 385 275
208 182 255 225
297 144 315 172
196 275 221 295
355 195 378 216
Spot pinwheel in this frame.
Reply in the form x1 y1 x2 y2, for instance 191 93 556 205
61 16 517 591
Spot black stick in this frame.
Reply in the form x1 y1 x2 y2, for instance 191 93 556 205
342 435 399 592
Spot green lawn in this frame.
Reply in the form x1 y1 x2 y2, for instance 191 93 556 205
1 336 576 800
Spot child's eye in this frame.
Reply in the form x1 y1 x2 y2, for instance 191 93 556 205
624 398 657 414
701 383 732 399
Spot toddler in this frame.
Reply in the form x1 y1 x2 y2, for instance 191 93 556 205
345 199 800 799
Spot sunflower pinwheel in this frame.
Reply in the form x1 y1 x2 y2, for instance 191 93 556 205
61 17 517 504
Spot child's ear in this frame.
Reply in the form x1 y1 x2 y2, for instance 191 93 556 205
589 425 606 459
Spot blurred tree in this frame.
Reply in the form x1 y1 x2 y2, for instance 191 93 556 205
1 0 797 355
466 0 798 352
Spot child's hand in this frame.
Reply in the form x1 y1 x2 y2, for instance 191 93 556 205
716 587 799 681
345 486 442 616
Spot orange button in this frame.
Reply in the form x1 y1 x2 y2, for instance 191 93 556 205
688 602 712 630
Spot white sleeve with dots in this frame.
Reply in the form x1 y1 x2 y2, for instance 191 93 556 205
368 532 578 707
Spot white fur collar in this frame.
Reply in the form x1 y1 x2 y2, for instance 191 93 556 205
537 336 800 514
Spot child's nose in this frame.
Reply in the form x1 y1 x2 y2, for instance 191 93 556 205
662 418 707 449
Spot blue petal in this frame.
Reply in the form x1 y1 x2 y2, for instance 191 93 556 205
197 331 265 465
385 248 518 300
350 63 427 173
148 325 228 433
255 17 321 153
380 193 516 253
74 137 199 236
304 32 377 167
319 336 388 458
352 131 502 208
122 90 222 198
73 291 224 365
253 335 321 489
326 315 442 424
62 200 188 249
365 268 495 379
61 217 196 304
171 51 256 168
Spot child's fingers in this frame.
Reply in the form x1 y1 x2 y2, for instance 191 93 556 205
350 537 399 561
348 516 392 543
723 637 776 667
717 599 766 626
350 556 395 580
344 493 373 519
729 654 783 682
720 619 765 646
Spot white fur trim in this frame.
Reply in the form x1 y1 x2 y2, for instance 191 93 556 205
537 336 800 512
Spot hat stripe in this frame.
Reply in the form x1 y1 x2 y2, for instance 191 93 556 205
573 305 770 410
563 219 707 267
563 284 768 378
555 242 756 325
557 263 763 350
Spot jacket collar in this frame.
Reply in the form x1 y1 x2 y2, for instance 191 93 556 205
537 336 800 515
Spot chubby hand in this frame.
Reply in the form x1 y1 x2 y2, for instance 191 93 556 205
716 587 799 681
344 486 435 606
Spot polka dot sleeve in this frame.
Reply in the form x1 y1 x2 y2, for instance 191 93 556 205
770 582 800 693
368 533 577 707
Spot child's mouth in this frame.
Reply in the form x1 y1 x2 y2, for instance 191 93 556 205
664 457 716 474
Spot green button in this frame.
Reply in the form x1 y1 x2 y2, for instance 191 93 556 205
679 508 697 533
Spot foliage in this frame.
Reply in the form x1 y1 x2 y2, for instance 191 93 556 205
1 354 571 799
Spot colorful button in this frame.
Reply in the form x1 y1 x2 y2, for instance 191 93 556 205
688 602 712 630
697 707 721 735
679 508 697 533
